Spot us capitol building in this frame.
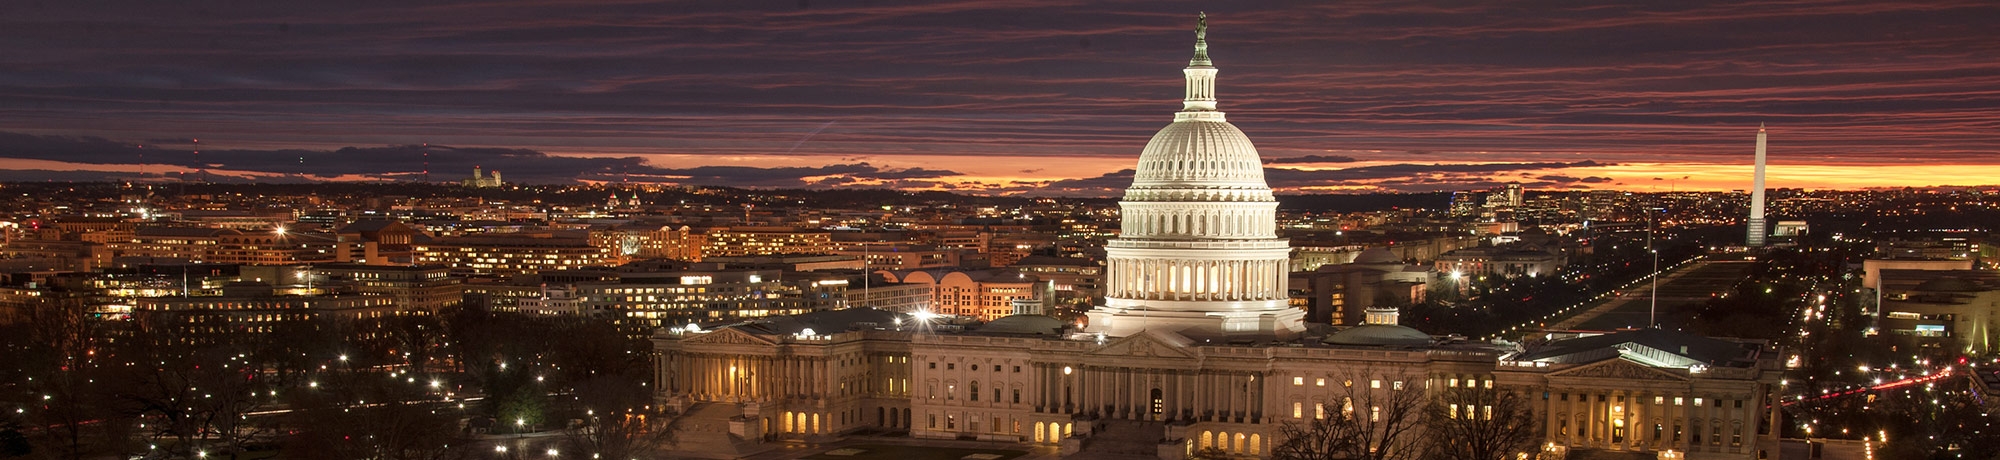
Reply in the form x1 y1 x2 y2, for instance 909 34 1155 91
652 16 1782 460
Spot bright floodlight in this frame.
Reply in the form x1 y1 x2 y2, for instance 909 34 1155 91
912 309 938 322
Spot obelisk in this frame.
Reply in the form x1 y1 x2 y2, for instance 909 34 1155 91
1747 123 1767 247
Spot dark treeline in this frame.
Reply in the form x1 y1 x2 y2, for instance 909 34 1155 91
0 301 663 459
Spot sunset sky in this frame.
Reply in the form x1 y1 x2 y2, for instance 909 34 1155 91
2 1 1996 195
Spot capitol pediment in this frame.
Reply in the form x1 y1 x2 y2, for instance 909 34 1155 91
679 328 778 347
1087 330 1196 359
1549 357 1689 382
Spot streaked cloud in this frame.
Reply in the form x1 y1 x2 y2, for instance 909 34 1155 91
0 0 1995 192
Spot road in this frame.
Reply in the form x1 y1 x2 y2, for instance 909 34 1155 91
1553 261 1753 331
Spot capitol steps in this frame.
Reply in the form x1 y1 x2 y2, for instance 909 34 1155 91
1073 420 1169 459
665 403 775 459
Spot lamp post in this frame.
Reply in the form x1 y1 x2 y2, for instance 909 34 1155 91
1647 207 1660 327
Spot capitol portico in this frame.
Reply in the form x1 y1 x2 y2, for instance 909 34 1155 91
651 15 1781 460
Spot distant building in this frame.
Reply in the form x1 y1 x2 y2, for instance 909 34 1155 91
1770 220 1808 238
104 226 340 266
1291 248 1430 325
701 254 864 272
1862 258 1973 290
702 226 835 258
462 166 503 188
1877 234 1980 261
1435 244 1567 280
334 220 425 265
842 245 960 271
878 269 1039 321
1449 191 1484 217
312 264 462 312
1876 270 2000 356
107 227 234 263
413 231 614 275
1012 255 1104 305
209 229 339 265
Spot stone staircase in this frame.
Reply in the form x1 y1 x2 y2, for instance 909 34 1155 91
665 403 773 459
1074 420 1168 459
1563 448 1657 460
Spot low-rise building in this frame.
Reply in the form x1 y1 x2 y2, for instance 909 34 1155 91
1435 244 1567 280
878 269 1039 321
413 231 614 275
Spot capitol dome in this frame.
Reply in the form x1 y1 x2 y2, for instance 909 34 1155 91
1129 121 1268 191
1087 13 1304 339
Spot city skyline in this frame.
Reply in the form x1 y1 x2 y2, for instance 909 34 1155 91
3 1 1999 194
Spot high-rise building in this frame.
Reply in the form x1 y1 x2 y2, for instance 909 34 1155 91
1746 124 1768 247
1085 14 1301 339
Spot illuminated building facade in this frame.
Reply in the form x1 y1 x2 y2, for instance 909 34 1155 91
701 226 834 258
312 264 463 312
1434 245 1567 280
412 231 614 275
877 269 1038 321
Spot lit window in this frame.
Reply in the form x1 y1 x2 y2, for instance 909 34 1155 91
1293 377 1304 386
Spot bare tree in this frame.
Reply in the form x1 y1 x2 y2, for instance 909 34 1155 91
108 312 275 459
560 375 681 459
1271 365 1429 460
279 362 475 460
1419 385 1539 460
9 295 112 460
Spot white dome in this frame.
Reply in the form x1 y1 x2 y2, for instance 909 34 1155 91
1128 119 1269 191
1088 16 1304 340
